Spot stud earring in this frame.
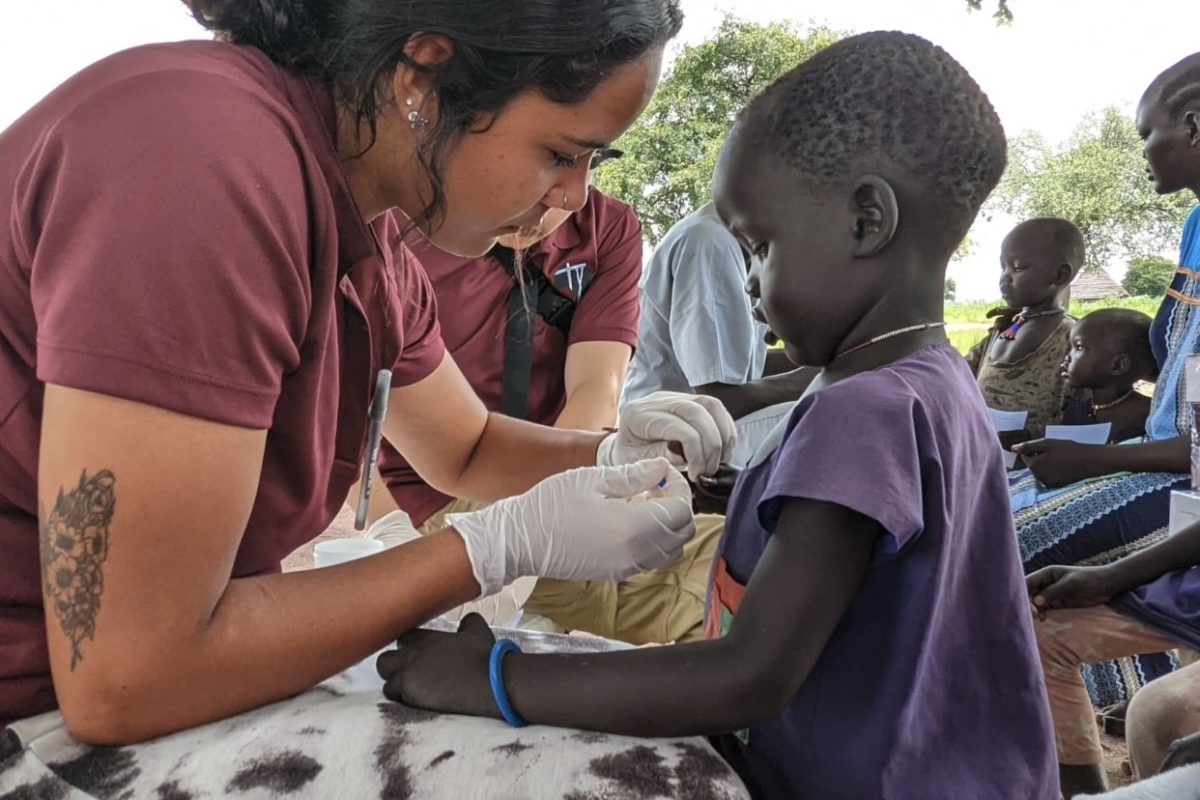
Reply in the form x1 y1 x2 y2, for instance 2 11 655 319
405 97 428 131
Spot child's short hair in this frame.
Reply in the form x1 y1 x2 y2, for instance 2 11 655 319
1008 218 1087 274
1147 52 1200 120
1080 308 1157 382
744 31 1007 248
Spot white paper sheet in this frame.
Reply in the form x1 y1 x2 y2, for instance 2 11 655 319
1044 423 1112 446
987 408 1028 468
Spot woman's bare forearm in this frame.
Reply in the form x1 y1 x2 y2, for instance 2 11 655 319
555 380 621 431
64 531 477 744
449 413 605 501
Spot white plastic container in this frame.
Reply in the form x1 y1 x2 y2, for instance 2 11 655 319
1169 490 1200 536
313 537 384 568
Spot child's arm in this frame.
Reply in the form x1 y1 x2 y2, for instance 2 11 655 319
1014 436 1188 488
997 428 1032 450
378 498 877 737
1028 517 1200 616
1102 515 1200 587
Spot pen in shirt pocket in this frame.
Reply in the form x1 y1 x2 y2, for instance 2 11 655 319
355 369 392 531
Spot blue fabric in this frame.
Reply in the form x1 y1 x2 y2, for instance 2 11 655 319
1146 206 1200 441
1009 470 1187 570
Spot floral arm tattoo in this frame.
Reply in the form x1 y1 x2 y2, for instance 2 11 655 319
39 470 116 670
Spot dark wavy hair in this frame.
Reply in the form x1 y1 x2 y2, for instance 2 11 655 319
186 0 682 231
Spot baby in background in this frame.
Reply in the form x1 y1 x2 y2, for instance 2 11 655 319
1060 308 1156 443
967 217 1085 448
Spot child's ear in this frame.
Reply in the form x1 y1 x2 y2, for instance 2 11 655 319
1054 263 1074 288
1110 352 1132 378
1186 110 1200 147
849 175 899 258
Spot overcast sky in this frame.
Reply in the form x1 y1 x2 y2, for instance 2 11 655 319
3 0 1196 299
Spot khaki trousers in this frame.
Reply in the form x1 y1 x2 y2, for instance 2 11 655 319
418 500 724 644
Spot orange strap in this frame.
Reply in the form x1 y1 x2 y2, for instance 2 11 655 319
705 556 747 639
1166 288 1200 307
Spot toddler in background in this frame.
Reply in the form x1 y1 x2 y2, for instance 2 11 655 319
1060 309 1156 443
967 218 1085 446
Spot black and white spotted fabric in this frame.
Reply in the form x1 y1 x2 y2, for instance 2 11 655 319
0 626 748 799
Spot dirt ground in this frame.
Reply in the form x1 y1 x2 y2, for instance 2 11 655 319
1104 733 1133 789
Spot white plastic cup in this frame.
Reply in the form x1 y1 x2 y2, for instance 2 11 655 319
313 538 384 568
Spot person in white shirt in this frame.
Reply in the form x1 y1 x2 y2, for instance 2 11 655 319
623 203 813 464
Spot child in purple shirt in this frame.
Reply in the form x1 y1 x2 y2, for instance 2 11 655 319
378 31 1059 799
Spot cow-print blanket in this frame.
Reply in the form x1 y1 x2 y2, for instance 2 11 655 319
0 626 749 799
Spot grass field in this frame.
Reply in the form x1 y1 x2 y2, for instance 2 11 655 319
944 296 1161 354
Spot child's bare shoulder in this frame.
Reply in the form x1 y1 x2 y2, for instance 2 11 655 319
987 315 1070 365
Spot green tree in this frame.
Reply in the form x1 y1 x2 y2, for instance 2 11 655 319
952 235 977 263
994 106 1195 271
594 18 842 245
944 278 958 302
1123 255 1177 297
965 0 1013 22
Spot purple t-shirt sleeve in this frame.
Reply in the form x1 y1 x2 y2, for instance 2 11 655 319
29 71 311 429
758 383 924 555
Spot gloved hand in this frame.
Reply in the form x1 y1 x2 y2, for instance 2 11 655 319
367 509 423 549
368 509 540 627
596 392 735 477
447 458 694 597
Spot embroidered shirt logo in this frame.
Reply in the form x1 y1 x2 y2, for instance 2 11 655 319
554 262 592 298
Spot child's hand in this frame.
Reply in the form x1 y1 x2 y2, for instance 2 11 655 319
377 614 499 719
1026 565 1127 620
1160 731 1200 773
689 464 741 515
997 428 1032 451
1014 439 1102 488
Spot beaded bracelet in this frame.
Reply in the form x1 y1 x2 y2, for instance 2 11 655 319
488 638 527 728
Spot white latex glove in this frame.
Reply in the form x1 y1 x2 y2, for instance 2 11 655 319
446 458 694 597
367 509 539 626
366 510 423 549
597 391 736 477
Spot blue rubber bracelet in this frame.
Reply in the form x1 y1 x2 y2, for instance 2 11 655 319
488 638 527 728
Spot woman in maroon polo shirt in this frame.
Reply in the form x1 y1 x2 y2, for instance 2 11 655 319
0 0 736 755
